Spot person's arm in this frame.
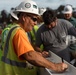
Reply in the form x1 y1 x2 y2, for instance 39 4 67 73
68 26 76 36
22 50 68 73
33 44 42 52
13 29 68 73
33 45 50 57
65 20 76 36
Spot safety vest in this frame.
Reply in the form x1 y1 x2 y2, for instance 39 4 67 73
28 25 44 51
28 25 38 45
1 23 16 50
0 25 37 75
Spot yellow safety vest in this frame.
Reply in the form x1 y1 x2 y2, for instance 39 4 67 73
28 25 38 45
0 25 37 75
1 23 16 50
28 25 44 51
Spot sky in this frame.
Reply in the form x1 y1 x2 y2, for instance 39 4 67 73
0 0 76 12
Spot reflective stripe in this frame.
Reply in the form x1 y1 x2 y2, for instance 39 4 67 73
1 56 26 68
4 26 18 57
1 26 27 67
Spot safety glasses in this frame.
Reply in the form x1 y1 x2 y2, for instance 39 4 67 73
27 14 38 22
30 17 37 22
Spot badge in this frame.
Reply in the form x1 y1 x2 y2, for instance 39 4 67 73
25 3 31 8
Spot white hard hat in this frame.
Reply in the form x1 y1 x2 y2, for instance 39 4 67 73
39 8 46 15
10 8 19 20
15 0 39 15
62 5 73 14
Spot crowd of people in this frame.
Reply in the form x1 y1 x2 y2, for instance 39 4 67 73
0 0 76 75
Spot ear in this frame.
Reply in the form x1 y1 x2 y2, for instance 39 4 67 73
23 16 26 21
20 13 26 21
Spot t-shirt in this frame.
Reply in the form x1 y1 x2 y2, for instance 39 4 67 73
13 28 34 58
36 19 76 53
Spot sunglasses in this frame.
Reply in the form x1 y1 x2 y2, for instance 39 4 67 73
27 14 37 22
30 17 37 22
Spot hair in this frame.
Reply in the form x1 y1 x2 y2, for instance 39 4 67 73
42 8 57 25
17 12 23 18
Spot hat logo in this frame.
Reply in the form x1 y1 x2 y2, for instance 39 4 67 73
25 3 31 8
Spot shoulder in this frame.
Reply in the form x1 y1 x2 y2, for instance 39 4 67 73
2 27 10 36
38 23 45 29
14 27 27 37
58 19 73 26
57 19 74 30
58 19 70 23
71 17 76 20
37 24 46 33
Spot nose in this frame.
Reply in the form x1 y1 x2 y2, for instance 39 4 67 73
48 25 52 29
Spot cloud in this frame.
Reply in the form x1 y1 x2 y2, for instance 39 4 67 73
0 0 76 12
0 0 22 12
34 0 76 9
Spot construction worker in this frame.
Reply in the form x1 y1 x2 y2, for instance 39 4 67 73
1 8 18 50
27 8 49 58
35 8 76 63
0 7 18 69
1 7 39 75
27 8 46 46
0 0 68 75
0 8 18 58
62 5 76 66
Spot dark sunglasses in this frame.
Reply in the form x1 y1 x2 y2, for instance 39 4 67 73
30 17 37 22
27 14 37 22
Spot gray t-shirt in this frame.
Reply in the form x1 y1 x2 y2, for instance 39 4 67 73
36 19 76 53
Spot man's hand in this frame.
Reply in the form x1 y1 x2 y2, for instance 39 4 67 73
54 63 68 73
42 51 50 57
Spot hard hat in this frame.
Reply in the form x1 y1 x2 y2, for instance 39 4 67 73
39 8 46 15
62 5 73 14
10 8 19 20
15 0 39 15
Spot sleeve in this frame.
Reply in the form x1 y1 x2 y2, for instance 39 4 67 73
13 29 34 58
68 26 76 36
65 20 76 36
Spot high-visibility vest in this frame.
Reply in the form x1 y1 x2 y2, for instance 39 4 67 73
1 23 16 50
1 27 10 50
28 25 38 45
28 25 44 51
0 25 37 75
